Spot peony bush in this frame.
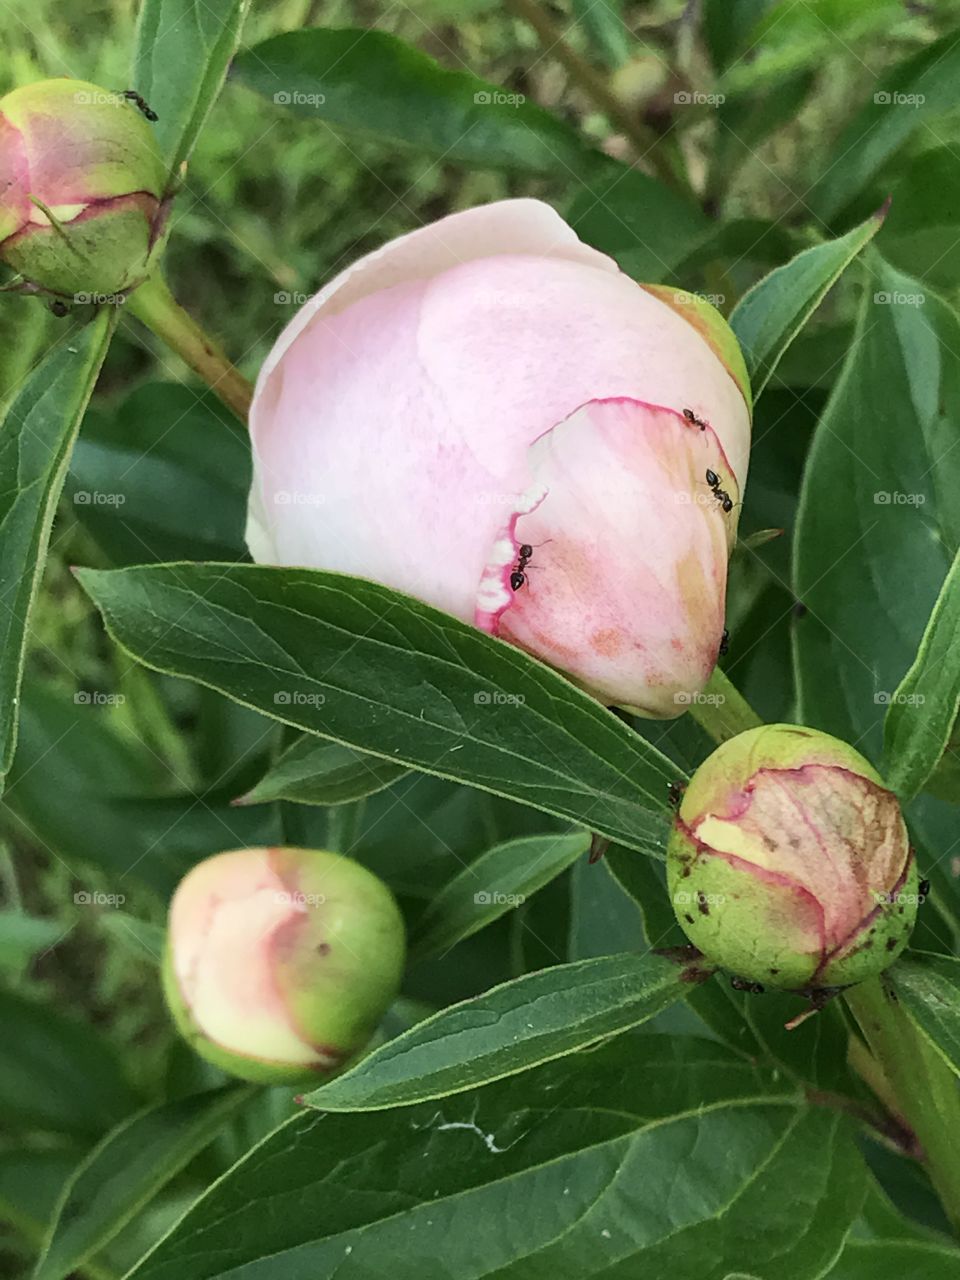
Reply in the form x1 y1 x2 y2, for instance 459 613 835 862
4 6 960 1277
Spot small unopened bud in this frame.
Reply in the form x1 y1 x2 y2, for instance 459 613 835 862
163 848 406 1085
667 724 918 990
0 79 168 299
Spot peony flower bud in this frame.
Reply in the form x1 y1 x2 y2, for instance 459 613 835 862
163 847 405 1085
0 79 168 299
247 199 752 716
667 724 918 990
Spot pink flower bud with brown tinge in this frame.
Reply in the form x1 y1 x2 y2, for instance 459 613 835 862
163 848 406 1085
0 79 168 298
667 725 918 990
247 199 752 717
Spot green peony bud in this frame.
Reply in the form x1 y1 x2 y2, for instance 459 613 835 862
163 847 406 1086
667 724 918 990
0 79 168 300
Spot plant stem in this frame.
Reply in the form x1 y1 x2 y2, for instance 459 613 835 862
845 975 960 1232
126 274 253 423
688 668 763 744
505 0 678 187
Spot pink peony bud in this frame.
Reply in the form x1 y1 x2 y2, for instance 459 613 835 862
247 199 752 716
667 724 918 990
0 79 167 299
163 847 406 1085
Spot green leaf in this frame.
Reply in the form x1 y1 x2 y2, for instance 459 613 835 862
98 913 166 965
3 683 281 899
68 383 250 566
571 0 629 67
827 1241 960 1279
810 32 960 224
567 168 709 283
128 1037 866 1280
879 147 960 291
0 309 114 784
0 911 63 970
132 0 251 176
729 213 883 397
793 258 958 757
76 563 679 855
887 951 960 1079
306 950 696 1113
883 546 960 801
0 990 138 1137
238 737 407 807
411 830 591 961
0 1150 87 1252
234 28 604 177
34 1087 253 1280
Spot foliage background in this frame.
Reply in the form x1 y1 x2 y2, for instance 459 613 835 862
6 0 960 1276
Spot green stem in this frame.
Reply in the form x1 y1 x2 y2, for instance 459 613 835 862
505 0 680 189
126 274 253 423
688 668 763 744
845 975 960 1232
326 800 366 855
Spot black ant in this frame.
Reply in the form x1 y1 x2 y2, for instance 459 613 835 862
115 90 159 122
919 878 931 901
667 780 685 809
730 975 765 994
510 540 551 591
705 468 733 513
682 407 708 430
718 628 729 657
